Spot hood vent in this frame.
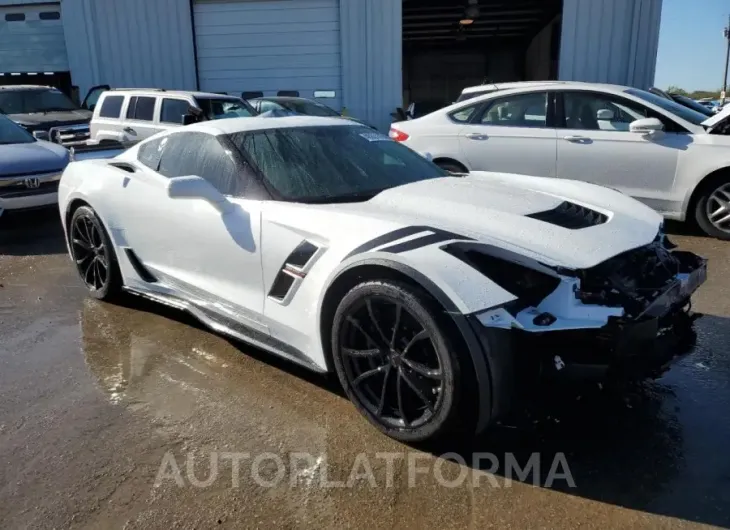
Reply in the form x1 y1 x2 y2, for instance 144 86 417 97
526 201 608 229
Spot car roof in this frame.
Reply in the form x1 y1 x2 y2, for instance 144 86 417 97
179 115 357 135
460 80 566 95
103 89 241 99
252 96 313 103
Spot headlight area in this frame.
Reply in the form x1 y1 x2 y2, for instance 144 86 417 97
444 240 707 381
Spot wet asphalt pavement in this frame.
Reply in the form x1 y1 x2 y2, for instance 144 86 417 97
1 209 730 529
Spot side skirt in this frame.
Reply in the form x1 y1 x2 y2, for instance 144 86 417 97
123 286 325 374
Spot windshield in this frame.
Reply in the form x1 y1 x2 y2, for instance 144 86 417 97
625 88 707 126
671 94 714 117
196 98 256 120
0 88 78 114
228 125 448 202
0 114 35 144
279 99 340 117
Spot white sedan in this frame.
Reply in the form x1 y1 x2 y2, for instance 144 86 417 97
58 116 705 443
390 82 730 239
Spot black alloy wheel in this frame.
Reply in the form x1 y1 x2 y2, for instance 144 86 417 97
332 280 475 442
69 206 121 300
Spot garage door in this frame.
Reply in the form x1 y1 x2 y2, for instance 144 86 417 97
193 0 342 110
0 3 68 74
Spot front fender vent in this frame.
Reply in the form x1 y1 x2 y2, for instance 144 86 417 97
526 201 608 229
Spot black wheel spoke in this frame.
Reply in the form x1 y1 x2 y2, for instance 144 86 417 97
346 317 380 349
82 218 94 245
390 303 402 348
375 365 392 417
72 238 92 252
366 299 390 348
399 368 434 412
401 329 429 358
396 371 408 426
403 358 442 380
342 347 381 358
353 364 388 386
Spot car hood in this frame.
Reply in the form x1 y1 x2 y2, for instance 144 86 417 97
702 104 730 131
8 109 92 128
338 172 663 270
0 140 69 177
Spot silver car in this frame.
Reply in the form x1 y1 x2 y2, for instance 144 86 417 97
0 114 70 218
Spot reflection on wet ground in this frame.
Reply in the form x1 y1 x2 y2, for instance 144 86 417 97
1 211 729 528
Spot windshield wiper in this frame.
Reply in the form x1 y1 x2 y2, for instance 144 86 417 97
39 107 77 113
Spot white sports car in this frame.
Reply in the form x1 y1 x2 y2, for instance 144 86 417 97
58 116 707 442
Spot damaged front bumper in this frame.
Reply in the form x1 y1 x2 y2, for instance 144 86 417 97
476 243 707 381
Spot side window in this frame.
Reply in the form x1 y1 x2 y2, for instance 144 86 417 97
127 96 156 121
98 95 124 118
137 138 164 171
449 104 479 123
563 92 648 132
478 92 548 128
158 132 241 195
258 100 280 113
160 98 190 124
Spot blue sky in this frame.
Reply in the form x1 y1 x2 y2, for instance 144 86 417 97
654 0 729 91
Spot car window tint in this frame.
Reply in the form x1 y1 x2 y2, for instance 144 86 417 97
137 138 164 171
258 100 281 113
158 132 241 195
99 95 124 118
129 96 156 121
160 98 190 124
449 105 478 123
479 92 548 127
564 92 648 132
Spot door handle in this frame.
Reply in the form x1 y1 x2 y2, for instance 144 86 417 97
465 133 488 140
563 135 588 142
123 127 136 134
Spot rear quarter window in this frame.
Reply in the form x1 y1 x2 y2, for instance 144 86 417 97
98 95 124 119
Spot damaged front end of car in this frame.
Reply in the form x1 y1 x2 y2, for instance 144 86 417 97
448 232 707 382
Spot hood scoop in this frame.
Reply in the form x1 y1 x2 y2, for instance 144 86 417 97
527 201 608 229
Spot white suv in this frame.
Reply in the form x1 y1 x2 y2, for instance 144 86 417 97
390 82 730 239
90 89 257 147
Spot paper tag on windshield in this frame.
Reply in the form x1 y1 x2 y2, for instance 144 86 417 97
359 131 391 142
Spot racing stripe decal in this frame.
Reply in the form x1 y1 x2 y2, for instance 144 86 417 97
343 226 474 260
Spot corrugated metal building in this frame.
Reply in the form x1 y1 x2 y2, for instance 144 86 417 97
0 0 662 131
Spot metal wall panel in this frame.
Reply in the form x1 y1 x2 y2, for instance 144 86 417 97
0 3 67 73
339 0 401 131
559 0 663 88
61 0 197 97
194 0 342 109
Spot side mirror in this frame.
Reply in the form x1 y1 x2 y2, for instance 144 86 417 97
596 109 614 121
629 117 664 134
167 175 231 213
182 113 199 126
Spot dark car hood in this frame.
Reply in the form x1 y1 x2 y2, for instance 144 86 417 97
0 141 69 177
8 109 93 128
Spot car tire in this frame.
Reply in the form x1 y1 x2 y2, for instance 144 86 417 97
435 160 468 174
331 279 477 443
69 205 122 300
694 176 730 240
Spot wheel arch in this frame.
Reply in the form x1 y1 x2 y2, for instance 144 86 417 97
318 257 496 433
684 165 730 220
432 157 469 172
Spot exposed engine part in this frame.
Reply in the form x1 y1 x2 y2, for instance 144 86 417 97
575 242 704 318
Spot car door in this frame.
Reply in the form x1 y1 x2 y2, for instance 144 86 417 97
121 96 165 146
159 97 191 128
556 91 687 210
121 131 267 332
457 91 558 177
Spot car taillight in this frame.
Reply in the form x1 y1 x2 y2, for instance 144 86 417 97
389 128 409 142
